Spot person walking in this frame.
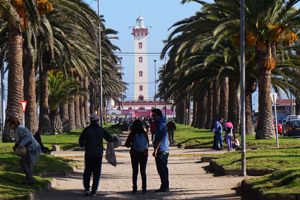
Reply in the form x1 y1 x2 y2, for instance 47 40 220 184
152 109 169 193
214 117 224 150
224 120 233 151
79 114 115 197
125 120 149 194
166 120 176 145
150 118 156 141
7 116 41 185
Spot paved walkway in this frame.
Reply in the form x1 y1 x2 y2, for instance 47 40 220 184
37 131 255 200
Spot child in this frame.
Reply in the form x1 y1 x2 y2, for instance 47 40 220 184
232 136 240 150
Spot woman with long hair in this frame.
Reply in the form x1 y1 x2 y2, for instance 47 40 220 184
125 119 149 194
7 116 41 185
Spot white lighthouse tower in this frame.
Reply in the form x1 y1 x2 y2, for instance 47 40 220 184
132 16 149 101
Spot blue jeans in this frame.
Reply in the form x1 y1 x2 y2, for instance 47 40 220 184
215 133 223 149
155 151 169 190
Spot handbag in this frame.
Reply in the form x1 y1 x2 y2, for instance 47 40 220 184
14 146 27 157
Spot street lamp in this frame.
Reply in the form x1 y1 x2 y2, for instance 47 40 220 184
97 0 103 127
154 59 157 108
162 40 168 118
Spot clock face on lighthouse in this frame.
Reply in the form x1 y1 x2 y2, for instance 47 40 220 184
132 16 149 101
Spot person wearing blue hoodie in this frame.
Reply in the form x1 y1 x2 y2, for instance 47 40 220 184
151 109 169 192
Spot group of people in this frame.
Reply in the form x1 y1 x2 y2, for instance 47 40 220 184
214 117 240 151
79 108 170 196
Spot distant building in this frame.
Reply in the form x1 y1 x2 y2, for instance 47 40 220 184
273 99 296 120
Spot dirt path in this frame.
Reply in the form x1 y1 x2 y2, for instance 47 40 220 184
37 132 255 200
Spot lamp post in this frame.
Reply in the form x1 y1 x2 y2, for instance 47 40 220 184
154 59 157 108
240 0 246 176
97 0 103 127
162 40 167 118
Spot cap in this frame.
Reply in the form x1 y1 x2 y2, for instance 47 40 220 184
90 114 99 121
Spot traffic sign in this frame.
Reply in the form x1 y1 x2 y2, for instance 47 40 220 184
21 101 27 113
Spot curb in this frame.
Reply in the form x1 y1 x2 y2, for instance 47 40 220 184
241 179 300 200
209 160 277 176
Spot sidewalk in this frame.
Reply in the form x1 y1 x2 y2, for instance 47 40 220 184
38 131 254 200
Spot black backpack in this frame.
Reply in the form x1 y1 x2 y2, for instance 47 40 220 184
226 126 231 133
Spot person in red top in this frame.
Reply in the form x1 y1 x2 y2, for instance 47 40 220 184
125 120 149 194
150 118 156 141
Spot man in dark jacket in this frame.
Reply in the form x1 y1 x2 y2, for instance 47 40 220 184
79 114 114 197
152 109 169 193
166 120 176 145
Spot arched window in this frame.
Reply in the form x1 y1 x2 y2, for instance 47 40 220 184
128 107 132 110
138 95 144 101
139 57 143 63
138 107 145 110
139 71 143 77
139 42 142 49
139 85 143 91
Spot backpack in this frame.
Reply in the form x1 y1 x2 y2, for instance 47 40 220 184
133 133 148 153
226 126 231 133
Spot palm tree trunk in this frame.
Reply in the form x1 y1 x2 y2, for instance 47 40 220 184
23 49 38 134
89 82 95 115
176 101 185 124
60 103 70 132
192 97 197 127
3 23 23 142
245 78 257 135
84 76 89 125
39 51 53 135
256 67 274 139
212 80 220 129
245 90 255 135
186 96 191 125
50 110 62 134
198 89 208 128
75 78 81 129
219 78 229 123
205 84 213 129
228 78 239 135
80 94 86 128
68 101 75 130
75 93 81 129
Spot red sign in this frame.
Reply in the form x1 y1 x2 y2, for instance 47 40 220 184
21 101 27 113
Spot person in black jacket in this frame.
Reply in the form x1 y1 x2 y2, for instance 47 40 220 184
79 114 114 197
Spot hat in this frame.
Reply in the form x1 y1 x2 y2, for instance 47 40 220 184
90 114 99 121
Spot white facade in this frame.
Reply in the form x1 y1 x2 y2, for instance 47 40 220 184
132 16 149 101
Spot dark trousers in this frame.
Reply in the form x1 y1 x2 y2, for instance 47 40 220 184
83 157 102 192
155 151 169 190
131 156 148 190
20 155 33 182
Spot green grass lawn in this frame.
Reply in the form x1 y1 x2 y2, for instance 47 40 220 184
174 123 300 198
0 123 121 199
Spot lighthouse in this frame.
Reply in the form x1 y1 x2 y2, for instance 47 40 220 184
132 16 149 101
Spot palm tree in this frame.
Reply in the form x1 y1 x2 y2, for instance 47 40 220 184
195 0 300 139
48 71 87 133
